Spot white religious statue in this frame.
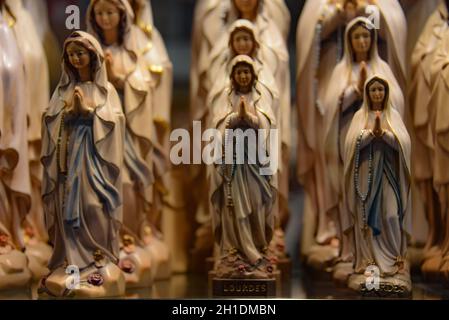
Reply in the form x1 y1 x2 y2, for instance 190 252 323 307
345 75 412 296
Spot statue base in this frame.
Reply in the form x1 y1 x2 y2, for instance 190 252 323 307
332 261 353 287
145 239 171 281
0 249 32 291
208 271 280 297
348 273 412 298
119 246 154 288
38 262 126 298
306 244 338 272
25 241 52 281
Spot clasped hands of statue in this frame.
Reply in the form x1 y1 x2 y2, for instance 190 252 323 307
66 86 94 117
227 96 259 129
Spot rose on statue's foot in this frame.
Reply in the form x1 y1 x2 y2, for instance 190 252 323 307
38 250 125 298
119 234 154 288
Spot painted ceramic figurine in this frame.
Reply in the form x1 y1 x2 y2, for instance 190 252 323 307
400 0 439 59
87 0 173 286
424 29 449 284
206 19 289 263
410 0 449 280
323 17 404 281
349 0 407 90
38 31 126 298
5 0 52 281
0 3 32 291
344 76 412 295
128 0 174 280
399 0 440 260
296 0 355 266
129 0 172 156
190 0 290 269
296 0 407 268
208 55 278 279
23 0 61 91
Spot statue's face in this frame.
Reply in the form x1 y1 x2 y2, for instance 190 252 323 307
368 81 386 110
94 0 121 31
233 0 259 15
350 25 372 57
66 42 91 70
233 63 254 90
231 29 255 56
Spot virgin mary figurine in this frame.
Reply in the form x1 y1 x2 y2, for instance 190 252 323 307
409 1 449 279
223 0 294 263
0 5 32 291
191 1 290 267
205 20 290 262
427 31 449 284
208 55 278 279
39 31 126 298
87 0 170 286
127 0 174 280
344 75 412 295
128 0 173 155
323 17 404 280
5 0 52 280
296 0 359 260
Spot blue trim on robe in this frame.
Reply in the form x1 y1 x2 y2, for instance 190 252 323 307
365 140 403 236
63 117 121 228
